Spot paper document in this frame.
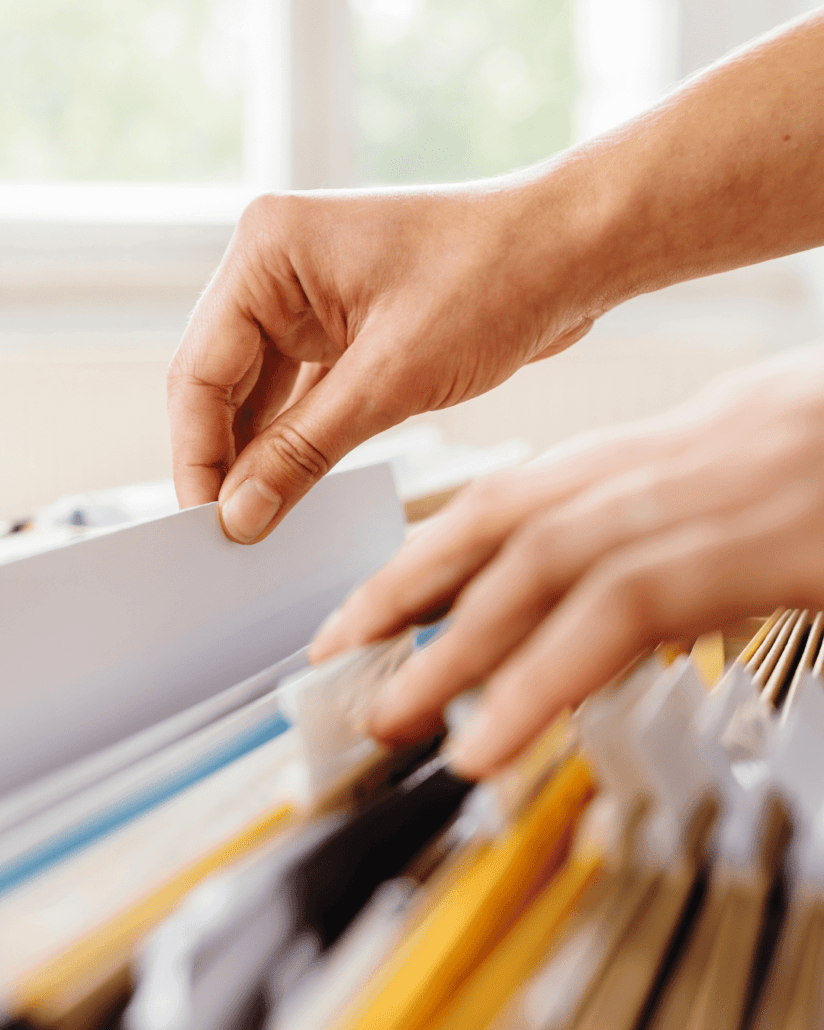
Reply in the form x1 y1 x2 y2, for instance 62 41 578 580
0 464 404 794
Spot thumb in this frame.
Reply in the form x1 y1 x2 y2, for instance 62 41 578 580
217 350 405 543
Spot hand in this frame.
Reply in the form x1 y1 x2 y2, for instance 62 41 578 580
167 183 597 543
169 10 824 546
311 346 824 779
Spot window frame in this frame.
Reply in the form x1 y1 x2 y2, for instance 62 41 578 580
0 0 354 317
1 0 808 319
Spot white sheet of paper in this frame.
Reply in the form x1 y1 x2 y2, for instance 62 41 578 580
0 646 308 838
0 664 295 884
0 464 404 794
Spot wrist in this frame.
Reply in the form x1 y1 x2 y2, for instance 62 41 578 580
487 145 635 346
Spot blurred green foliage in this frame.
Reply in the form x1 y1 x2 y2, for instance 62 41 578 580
352 0 575 184
0 0 572 185
0 0 244 181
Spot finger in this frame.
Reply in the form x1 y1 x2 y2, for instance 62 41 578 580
168 301 263 507
311 473 557 662
343 379 810 671
233 299 341 452
282 362 331 412
450 500 817 778
234 353 332 455
363 462 681 740
232 346 301 455
312 418 698 660
168 197 315 508
217 344 409 543
367 438 815 745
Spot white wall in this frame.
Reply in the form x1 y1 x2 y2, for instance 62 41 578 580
677 0 822 78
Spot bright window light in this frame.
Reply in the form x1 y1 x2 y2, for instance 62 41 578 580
0 0 289 222
0 0 247 182
350 0 575 185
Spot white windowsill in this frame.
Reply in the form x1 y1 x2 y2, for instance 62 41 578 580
0 182 261 226
0 185 253 319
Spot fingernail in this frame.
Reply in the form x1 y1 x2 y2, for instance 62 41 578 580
310 608 343 661
449 706 496 775
220 479 282 543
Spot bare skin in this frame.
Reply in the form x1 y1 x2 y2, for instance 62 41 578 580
170 10 824 776
312 347 824 775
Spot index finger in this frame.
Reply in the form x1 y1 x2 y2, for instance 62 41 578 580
168 297 263 507
310 419 694 661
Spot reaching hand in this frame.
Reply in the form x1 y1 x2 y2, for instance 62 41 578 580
312 347 824 778
168 9 824 546
167 184 596 542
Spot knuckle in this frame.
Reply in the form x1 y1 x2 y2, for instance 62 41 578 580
237 192 299 254
258 424 330 488
595 555 664 645
500 515 557 587
166 362 182 392
457 472 516 519
166 353 190 389
590 465 666 534
512 513 555 562
447 472 524 550
238 192 283 231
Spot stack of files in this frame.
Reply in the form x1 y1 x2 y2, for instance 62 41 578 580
120 613 824 1029
489 608 824 1030
0 464 407 1028
6 460 824 1030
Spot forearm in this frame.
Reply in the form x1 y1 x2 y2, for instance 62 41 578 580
516 8 824 320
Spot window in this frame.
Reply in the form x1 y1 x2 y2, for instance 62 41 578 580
0 0 580 332
2 0 816 307
0 0 579 209
0 0 245 183
351 0 575 185
3 0 822 521
0 0 291 223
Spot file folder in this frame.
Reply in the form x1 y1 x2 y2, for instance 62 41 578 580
0 463 404 796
